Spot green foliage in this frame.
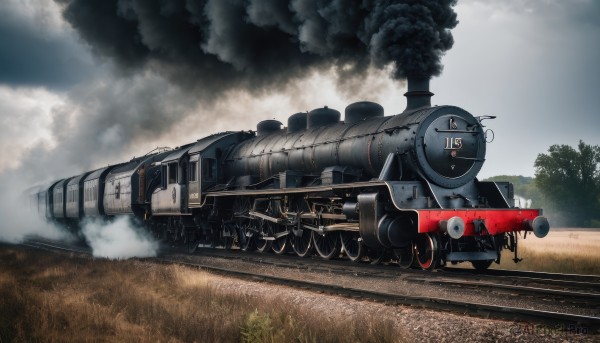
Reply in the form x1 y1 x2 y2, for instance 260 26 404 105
534 140 600 227
241 310 275 343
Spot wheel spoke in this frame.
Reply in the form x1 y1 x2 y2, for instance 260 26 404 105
312 230 340 260
290 228 313 257
233 198 256 252
393 245 414 269
222 223 238 250
267 200 288 255
239 223 256 252
289 199 315 257
255 219 272 253
340 231 364 262
271 222 289 255
415 233 440 270
366 248 388 265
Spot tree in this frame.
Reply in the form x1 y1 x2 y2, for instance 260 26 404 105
534 141 600 227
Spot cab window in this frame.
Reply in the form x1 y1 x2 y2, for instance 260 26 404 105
203 158 216 181
189 161 197 182
168 163 178 184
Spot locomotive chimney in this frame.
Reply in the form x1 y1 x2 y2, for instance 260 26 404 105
403 76 434 112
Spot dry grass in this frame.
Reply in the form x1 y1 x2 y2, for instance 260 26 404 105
492 229 600 275
0 247 404 343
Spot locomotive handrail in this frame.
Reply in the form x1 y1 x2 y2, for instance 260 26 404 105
143 146 172 156
475 115 496 125
453 156 485 161
434 128 481 134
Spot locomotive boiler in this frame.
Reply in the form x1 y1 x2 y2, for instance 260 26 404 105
30 77 550 270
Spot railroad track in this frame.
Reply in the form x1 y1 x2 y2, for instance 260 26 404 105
21 239 91 255
176 247 600 295
403 276 600 305
155 256 600 332
442 267 600 284
177 248 600 315
14 239 600 332
441 267 600 292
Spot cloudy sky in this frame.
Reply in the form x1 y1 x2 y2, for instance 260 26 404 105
0 0 598 185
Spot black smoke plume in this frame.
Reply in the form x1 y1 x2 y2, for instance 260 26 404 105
58 0 458 96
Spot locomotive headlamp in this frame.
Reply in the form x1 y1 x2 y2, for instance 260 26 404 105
439 216 465 239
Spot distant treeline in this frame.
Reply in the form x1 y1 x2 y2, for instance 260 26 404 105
484 175 599 228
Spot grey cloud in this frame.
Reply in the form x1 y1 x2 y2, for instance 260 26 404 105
12 72 199 182
0 1 93 90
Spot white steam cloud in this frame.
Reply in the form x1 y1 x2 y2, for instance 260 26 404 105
81 217 159 259
514 194 532 209
0 172 75 244
0 168 160 260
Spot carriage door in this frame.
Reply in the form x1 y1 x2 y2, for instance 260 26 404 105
180 158 188 212
167 162 179 213
201 157 217 191
187 155 200 205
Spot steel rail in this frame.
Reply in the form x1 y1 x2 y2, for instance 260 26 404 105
15 240 600 332
442 267 600 290
154 257 600 332
176 248 600 293
404 277 600 304
160 247 600 302
22 241 91 255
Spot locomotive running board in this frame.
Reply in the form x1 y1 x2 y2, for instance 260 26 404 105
204 180 389 197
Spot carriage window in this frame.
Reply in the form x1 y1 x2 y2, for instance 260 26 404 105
115 182 121 199
168 163 178 184
189 162 197 182
203 158 216 180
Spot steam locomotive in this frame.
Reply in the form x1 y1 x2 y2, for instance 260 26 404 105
28 77 550 270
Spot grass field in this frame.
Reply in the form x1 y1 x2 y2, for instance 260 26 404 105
491 229 600 275
0 247 403 343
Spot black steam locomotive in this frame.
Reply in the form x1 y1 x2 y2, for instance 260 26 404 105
28 78 549 270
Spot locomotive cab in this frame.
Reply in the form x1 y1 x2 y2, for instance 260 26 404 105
152 144 195 215
185 131 255 208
